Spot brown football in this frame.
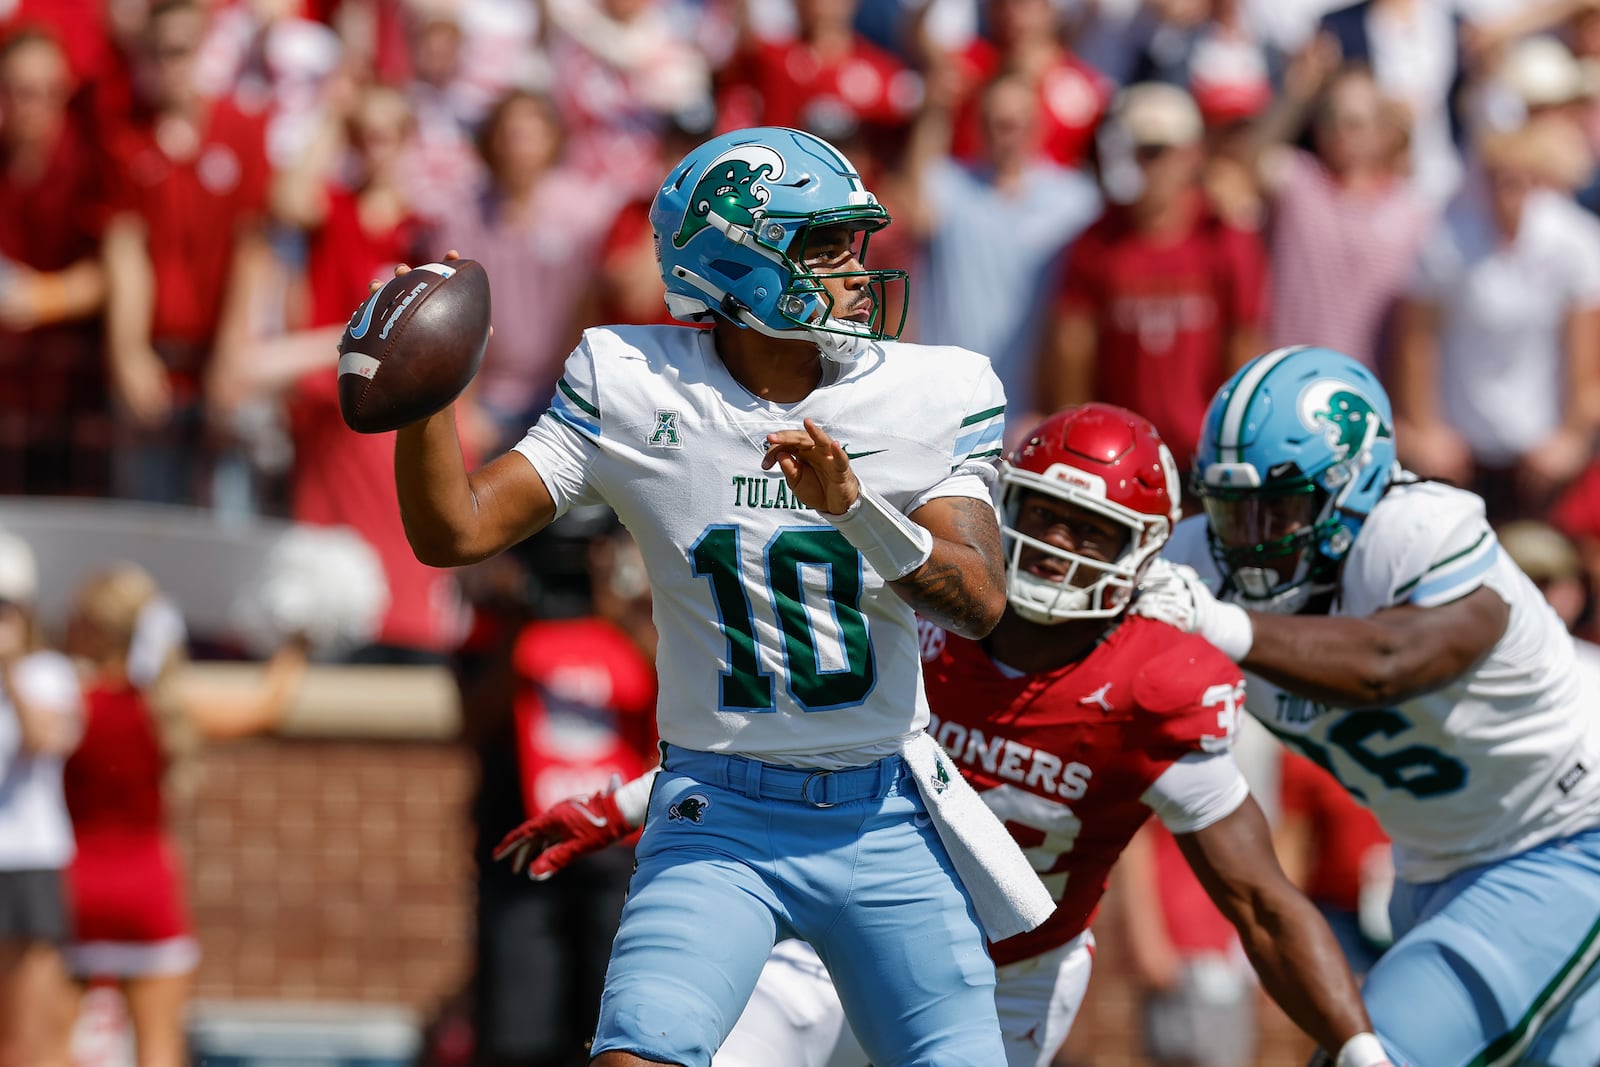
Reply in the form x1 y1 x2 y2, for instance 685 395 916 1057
337 259 491 434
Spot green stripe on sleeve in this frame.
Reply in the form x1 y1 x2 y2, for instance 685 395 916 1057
558 377 599 419
960 404 1005 427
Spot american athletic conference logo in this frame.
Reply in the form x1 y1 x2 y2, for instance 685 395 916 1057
668 793 711 823
672 144 786 249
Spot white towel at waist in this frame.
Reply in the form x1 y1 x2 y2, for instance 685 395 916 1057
900 731 1055 942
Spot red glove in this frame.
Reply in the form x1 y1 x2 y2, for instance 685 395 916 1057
492 789 631 881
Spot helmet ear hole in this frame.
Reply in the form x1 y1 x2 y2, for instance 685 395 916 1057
710 260 753 281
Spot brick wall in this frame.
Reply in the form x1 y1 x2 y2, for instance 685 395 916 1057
171 738 1320 1064
173 737 475 1010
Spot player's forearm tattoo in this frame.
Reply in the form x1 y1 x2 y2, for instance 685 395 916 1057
893 497 1005 639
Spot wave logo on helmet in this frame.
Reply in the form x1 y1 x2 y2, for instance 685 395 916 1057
1297 379 1391 464
672 145 787 249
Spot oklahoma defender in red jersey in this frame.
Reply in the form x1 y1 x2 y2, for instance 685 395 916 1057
922 608 1250 975
495 405 1392 1067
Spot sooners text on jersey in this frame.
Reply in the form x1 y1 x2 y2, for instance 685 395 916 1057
922 615 1244 965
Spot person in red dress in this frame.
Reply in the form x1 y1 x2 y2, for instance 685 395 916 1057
496 405 1390 1067
54 565 306 1067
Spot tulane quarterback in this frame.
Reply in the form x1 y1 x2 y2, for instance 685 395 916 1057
391 127 1053 1066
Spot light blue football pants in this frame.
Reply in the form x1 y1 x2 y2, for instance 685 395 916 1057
589 744 1004 1067
1365 826 1600 1066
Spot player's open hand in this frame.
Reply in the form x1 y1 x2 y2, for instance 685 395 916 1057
1131 557 1205 632
491 787 631 881
762 417 860 515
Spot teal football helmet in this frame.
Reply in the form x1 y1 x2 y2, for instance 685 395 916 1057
650 126 908 362
1193 345 1399 614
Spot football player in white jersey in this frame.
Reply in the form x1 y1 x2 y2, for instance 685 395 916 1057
500 404 1393 1067
391 127 1046 1067
1138 345 1600 1066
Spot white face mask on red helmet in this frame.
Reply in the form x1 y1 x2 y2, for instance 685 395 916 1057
999 404 1183 625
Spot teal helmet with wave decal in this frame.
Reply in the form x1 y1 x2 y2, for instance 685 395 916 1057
1193 346 1398 613
650 126 907 362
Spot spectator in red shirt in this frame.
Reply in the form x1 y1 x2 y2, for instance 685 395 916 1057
101 0 274 507
1 0 109 86
215 83 474 665
718 0 920 134
0 29 110 496
1038 82 1268 477
917 0 1111 170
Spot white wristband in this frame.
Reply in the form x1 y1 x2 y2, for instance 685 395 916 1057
611 768 659 828
1204 599 1255 662
1335 1033 1390 1067
825 482 935 581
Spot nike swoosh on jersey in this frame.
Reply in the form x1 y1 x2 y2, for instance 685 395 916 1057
844 448 887 460
578 807 609 828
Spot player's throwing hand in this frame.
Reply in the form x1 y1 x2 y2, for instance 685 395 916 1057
762 417 860 515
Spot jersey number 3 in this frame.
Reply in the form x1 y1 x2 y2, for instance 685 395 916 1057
692 525 876 713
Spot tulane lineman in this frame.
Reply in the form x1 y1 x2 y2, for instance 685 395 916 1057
391 127 1047 1065
1140 345 1600 1064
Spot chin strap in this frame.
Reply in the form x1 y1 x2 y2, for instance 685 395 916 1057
669 263 869 363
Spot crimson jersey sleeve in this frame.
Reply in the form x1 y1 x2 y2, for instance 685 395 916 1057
1129 629 1247 761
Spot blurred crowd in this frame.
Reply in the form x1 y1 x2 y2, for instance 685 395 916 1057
9 0 1600 653
10 0 1600 1063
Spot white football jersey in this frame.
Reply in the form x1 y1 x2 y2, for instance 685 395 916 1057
514 325 1006 764
1166 478 1600 882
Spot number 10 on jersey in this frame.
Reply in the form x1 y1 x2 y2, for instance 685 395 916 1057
692 524 878 713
